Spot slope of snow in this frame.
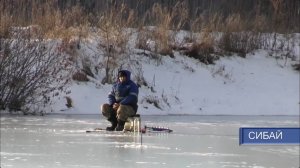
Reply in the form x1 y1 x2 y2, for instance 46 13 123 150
51 44 299 115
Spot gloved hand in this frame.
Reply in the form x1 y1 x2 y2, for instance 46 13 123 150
113 103 120 111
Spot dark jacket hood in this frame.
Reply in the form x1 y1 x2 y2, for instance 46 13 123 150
118 70 131 82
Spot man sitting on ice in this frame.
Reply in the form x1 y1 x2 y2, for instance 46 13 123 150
100 70 139 131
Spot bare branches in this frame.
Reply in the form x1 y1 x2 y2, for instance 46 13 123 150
0 38 71 114
97 3 136 84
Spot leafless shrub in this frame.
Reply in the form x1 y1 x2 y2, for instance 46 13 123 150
57 37 81 63
0 38 71 114
135 68 148 87
183 38 217 65
268 34 299 68
211 65 233 83
160 47 174 58
82 59 94 78
182 64 195 73
161 90 170 107
72 71 89 82
219 32 262 58
292 64 300 71
142 95 162 110
214 13 266 57
65 96 73 108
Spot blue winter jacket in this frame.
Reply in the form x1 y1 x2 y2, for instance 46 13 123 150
108 70 139 112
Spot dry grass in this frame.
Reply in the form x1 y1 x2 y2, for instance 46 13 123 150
0 1 295 63
140 2 188 57
0 1 296 39
97 3 136 52
0 1 91 39
204 13 224 32
253 15 269 32
0 13 14 38
43 4 90 39
224 14 245 32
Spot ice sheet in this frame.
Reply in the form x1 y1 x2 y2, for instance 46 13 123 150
1 114 299 168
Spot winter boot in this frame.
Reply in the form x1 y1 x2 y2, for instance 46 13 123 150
115 120 125 131
106 117 117 131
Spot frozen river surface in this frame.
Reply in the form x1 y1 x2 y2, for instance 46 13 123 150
1 114 299 168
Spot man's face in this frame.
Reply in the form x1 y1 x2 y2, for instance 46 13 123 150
119 76 126 83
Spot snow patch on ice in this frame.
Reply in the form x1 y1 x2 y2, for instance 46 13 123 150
158 152 242 157
116 143 171 150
